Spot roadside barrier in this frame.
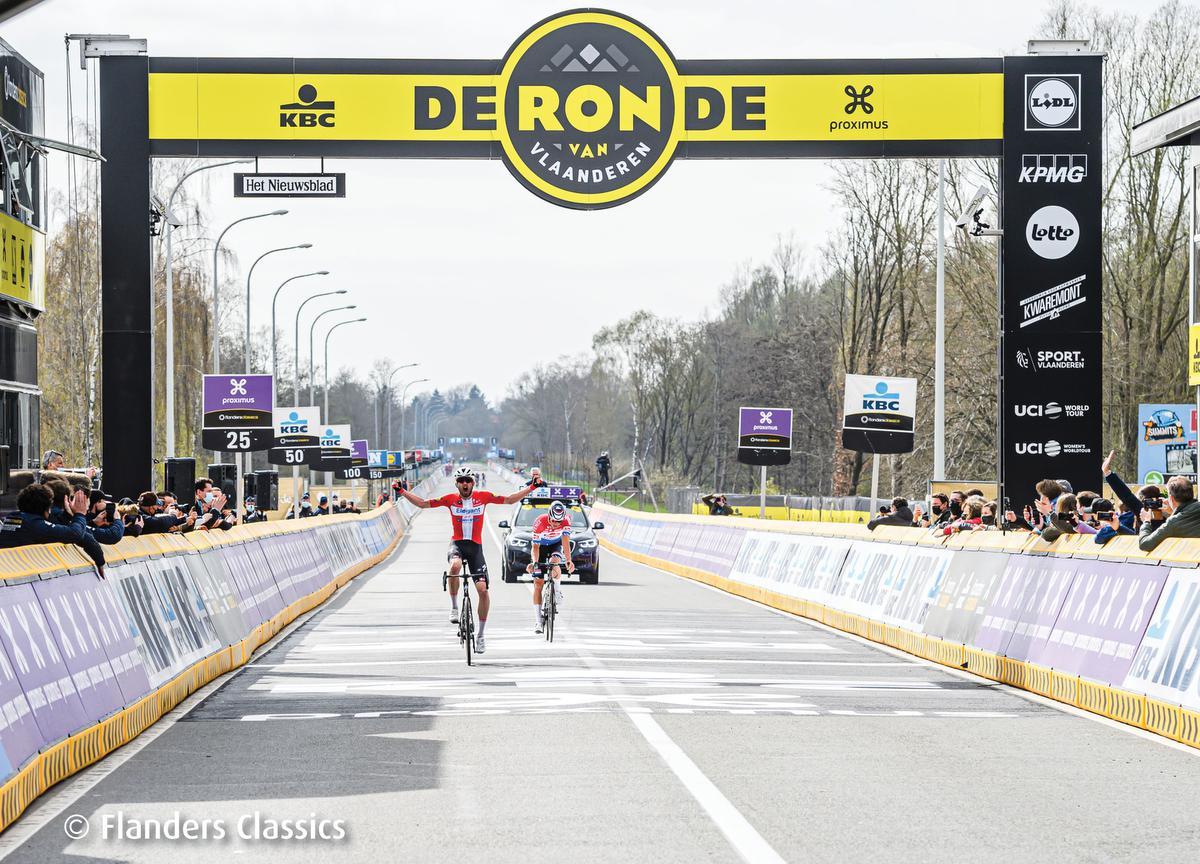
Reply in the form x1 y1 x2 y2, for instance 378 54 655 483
690 494 872 523
0 471 439 833
592 503 1200 750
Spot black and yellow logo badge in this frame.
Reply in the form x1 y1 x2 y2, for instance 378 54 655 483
498 10 682 210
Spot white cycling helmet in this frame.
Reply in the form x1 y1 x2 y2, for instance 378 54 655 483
453 466 475 481
549 500 568 521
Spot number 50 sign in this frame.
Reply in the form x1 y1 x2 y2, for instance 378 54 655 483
201 374 275 452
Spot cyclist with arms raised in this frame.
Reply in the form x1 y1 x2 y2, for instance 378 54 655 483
526 499 574 633
397 465 537 653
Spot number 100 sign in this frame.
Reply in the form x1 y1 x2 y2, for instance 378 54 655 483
201 374 275 452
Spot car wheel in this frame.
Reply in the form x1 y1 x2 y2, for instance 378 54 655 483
503 561 518 583
579 568 598 585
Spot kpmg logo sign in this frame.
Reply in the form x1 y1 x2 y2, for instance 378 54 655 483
863 381 901 411
280 84 335 128
1019 275 1086 328
1019 153 1087 183
1025 74 1081 131
1026 205 1079 260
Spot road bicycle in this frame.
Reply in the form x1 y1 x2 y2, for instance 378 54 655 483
531 553 566 643
443 566 476 665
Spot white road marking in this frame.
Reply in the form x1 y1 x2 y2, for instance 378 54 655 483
246 657 912 669
619 546 1200 758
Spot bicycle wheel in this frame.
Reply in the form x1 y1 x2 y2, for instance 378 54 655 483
462 592 474 666
545 578 556 643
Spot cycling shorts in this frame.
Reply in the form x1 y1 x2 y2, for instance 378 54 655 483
447 540 490 583
531 541 565 574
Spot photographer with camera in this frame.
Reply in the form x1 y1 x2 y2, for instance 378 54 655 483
1138 475 1200 552
868 496 915 530
138 492 185 534
87 490 126 546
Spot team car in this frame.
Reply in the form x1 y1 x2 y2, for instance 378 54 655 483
498 486 604 584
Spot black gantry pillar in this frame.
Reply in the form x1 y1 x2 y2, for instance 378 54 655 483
99 56 153 497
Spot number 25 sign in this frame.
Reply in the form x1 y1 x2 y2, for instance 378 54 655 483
201 374 275 452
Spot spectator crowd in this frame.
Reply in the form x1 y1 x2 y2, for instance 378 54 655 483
863 450 1200 551
0 449 368 576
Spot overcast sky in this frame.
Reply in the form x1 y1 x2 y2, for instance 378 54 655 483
4 0 1151 405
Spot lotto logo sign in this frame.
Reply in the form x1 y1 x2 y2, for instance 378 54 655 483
1025 74 1081 131
1026 205 1079 260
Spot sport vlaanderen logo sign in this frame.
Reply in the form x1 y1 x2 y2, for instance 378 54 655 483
146 9 1006 210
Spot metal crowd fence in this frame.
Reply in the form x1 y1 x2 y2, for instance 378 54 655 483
0 470 442 832
680 491 874 524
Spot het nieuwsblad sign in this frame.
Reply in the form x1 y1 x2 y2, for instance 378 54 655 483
147 9 1003 209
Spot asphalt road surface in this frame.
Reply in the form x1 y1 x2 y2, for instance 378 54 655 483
5 470 1200 863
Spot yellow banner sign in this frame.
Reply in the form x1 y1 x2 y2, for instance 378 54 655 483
147 10 1003 209
0 210 44 310
1190 324 1200 386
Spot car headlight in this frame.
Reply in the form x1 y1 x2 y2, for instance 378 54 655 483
507 537 529 548
575 538 597 549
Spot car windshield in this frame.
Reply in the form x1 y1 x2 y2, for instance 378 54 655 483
515 504 588 529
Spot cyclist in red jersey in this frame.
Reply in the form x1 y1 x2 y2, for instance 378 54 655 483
397 465 536 653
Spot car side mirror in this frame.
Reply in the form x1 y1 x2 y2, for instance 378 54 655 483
498 520 509 529
592 522 605 530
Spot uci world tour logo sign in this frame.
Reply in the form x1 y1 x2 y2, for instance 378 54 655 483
145 8 1010 210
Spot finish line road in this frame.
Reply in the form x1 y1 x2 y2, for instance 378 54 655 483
7 474 1200 863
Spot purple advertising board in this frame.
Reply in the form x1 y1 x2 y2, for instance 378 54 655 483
737 406 793 450
1122 568 1200 709
0 635 44 781
972 557 1075 660
350 439 369 463
665 523 745 579
202 373 275 451
33 572 145 719
1034 560 1167 684
0 582 91 744
202 374 273 425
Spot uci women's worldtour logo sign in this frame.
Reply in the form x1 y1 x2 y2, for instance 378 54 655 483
497 10 681 209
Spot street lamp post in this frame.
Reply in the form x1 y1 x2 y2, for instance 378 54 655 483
323 318 367 424
211 209 287 375
418 404 446 447
164 158 252 457
292 290 348 412
384 363 418 449
308 305 357 407
395 378 429 453
245 243 310 374
272 271 329 392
